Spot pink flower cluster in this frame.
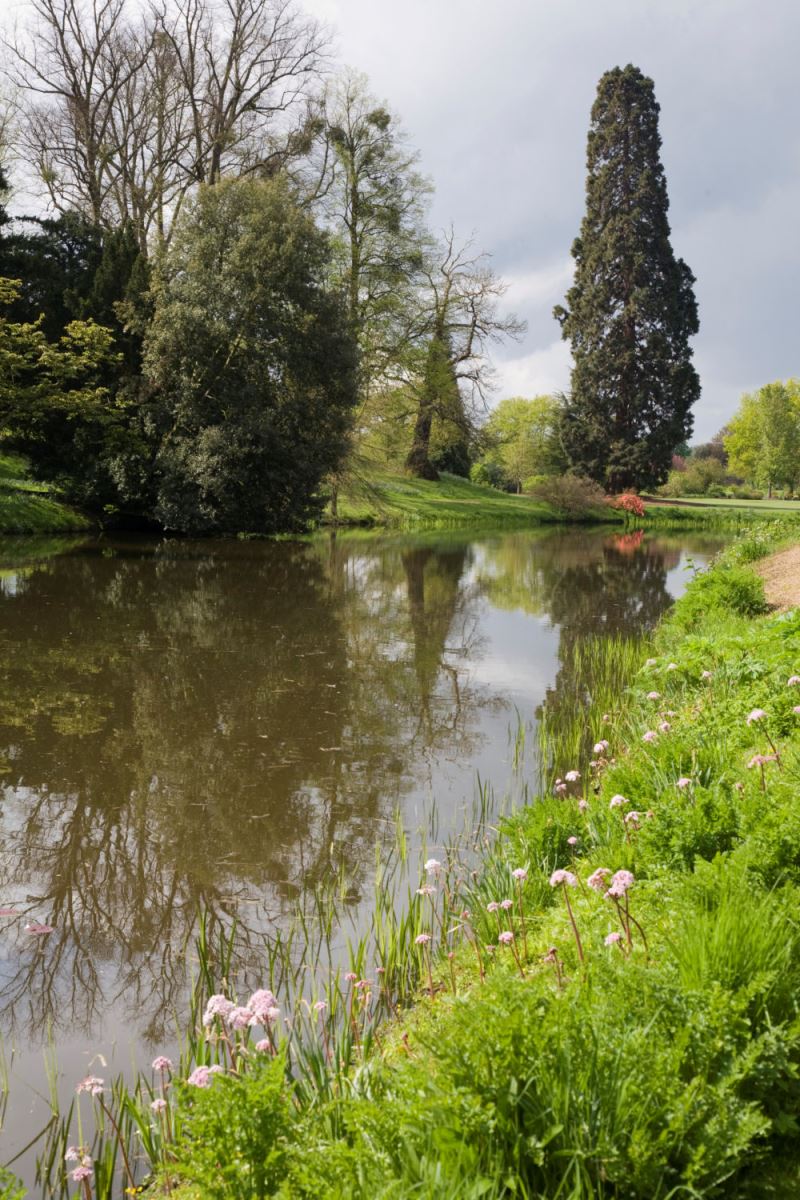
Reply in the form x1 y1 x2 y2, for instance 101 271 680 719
202 988 279 1030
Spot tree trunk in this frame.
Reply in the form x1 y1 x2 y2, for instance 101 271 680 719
405 398 439 480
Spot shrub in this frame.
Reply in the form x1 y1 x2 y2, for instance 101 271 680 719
530 474 606 516
672 565 768 629
469 460 509 489
612 492 646 517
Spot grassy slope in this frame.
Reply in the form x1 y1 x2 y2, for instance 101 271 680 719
0 452 91 534
647 494 800 511
160 521 800 1199
332 470 612 528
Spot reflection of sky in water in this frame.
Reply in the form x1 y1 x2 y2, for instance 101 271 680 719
0 530 724 1180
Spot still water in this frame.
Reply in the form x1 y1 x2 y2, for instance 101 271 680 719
0 525 723 1176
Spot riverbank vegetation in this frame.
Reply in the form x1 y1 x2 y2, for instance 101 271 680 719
0 452 90 534
10 519 799 1198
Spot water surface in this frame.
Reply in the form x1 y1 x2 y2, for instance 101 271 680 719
0 526 724 1175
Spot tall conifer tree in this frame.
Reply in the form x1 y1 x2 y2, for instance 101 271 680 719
554 65 699 491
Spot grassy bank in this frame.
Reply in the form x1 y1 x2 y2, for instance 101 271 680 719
330 470 800 534
0 453 91 534
15 522 800 1199
329 470 612 528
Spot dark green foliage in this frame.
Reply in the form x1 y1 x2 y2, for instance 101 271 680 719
555 65 700 492
143 177 358 534
0 212 102 339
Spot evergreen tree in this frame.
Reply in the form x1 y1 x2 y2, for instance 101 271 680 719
554 65 700 492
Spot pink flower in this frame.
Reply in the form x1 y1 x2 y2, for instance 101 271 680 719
565 770 581 782
587 868 610 892
228 1005 257 1030
747 708 767 725
549 869 577 888
0 908 18 917
593 739 610 754
666 662 678 672
642 730 658 743
254 1039 271 1052
646 691 661 701
344 971 357 983
645 658 657 668
415 933 431 945
543 946 558 963
65 1147 81 1163
424 858 443 876
567 836 578 846
609 794 627 809
787 676 800 686
604 931 622 945
313 1000 327 1013
676 777 691 789
71 1166 93 1183
701 670 713 680
203 994 234 1025
554 782 568 796
248 989 279 1024
578 799 589 813
602 712 611 722
152 1056 173 1072
416 885 436 897
793 706 800 716
76 1076 104 1096
500 898 513 910
486 901 499 913
151 1098 168 1113
187 1066 212 1087
24 922 54 935
498 931 514 945
606 869 635 898
511 868 527 881
748 753 776 768
624 811 640 826
658 721 671 733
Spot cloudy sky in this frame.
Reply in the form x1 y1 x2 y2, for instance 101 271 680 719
307 0 800 441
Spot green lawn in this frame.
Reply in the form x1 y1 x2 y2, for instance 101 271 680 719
332 470 612 528
646 494 800 511
0 452 91 534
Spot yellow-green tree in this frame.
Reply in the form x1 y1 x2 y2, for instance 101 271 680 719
483 395 564 492
0 276 121 495
725 380 800 496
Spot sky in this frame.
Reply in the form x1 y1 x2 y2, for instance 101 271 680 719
305 0 800 441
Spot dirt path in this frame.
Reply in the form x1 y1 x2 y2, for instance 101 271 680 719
755 545 800 610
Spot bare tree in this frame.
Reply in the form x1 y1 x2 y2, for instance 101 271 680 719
405 230 525 478
3 0 328 245
4 0 150 226
151 0 327 186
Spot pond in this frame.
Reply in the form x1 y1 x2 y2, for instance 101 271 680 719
0 525 725 1182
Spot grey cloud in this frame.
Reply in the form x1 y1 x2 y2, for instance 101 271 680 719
312 0 800 439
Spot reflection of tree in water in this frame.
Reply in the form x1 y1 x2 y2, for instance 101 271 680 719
536 531 680 763
0 535 484 1041
476 529 683 769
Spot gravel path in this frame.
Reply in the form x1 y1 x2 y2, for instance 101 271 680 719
755 545 800 610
